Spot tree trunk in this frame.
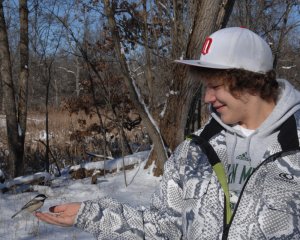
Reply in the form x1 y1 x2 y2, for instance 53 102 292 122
273 1 292 69
160 0 236 151
45 65 51 172
17 0 29 176
142 0 154 111
0 0 21 177
75 57 80 97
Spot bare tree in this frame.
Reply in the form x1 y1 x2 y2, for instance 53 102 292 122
103 0 169 176
18 0 29 176
160 0 235 151
35 4 63 173
0 0 19 177
229 0 300 87
0 0 29 177
102 0 236 175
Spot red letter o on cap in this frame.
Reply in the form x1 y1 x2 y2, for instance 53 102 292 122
201 37 212 55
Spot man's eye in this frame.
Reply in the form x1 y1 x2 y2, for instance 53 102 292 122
212 84 223 89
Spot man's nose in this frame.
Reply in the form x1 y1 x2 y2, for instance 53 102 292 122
204 88 216 104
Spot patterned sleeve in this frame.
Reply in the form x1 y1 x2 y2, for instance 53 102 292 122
74 144 187 240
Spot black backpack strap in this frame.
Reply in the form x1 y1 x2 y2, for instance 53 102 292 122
189 118 225 165
199 118 225 142
190 118 231 225
278 115 300 152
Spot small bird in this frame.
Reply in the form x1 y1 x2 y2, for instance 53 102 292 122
11 194 47 219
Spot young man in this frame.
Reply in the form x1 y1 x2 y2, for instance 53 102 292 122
36 27 300 239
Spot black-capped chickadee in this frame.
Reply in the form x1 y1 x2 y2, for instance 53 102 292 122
11 194 47 219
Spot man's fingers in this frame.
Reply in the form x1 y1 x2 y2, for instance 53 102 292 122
35 212 60 225
49 203 81 213
49 205 67 213
35 212 72 227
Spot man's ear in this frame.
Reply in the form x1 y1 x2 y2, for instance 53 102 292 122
236 91 252 103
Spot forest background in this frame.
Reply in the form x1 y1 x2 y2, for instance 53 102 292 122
0 0 299 182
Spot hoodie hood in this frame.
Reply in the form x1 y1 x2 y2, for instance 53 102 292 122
257 79 300 135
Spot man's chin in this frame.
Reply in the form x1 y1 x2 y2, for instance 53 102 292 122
220 117 236 125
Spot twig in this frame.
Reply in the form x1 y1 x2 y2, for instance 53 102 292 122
34 139 61 176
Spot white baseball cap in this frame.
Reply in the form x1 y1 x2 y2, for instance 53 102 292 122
175 27 273 73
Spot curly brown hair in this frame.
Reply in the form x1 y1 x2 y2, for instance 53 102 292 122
197 68 279 102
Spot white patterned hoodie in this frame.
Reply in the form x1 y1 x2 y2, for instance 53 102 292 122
74 79 300 239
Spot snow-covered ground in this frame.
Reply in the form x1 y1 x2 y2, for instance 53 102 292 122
0 151 161 240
